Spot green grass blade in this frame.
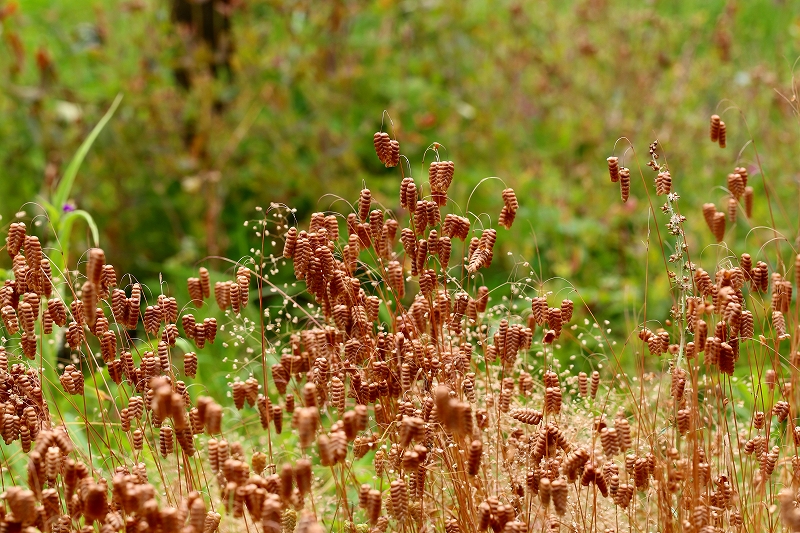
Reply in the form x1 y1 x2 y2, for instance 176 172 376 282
52 93 123 212
56 209 100 264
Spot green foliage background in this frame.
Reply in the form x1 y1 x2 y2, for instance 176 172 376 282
2 0 799 333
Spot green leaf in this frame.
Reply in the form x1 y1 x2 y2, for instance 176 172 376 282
39 198 60 228
52 93 123 213
54 209 100 271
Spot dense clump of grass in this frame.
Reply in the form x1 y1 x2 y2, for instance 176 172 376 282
3 109 800 533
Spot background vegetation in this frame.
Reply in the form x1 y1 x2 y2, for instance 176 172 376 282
1 0 799 335
3 2 800 532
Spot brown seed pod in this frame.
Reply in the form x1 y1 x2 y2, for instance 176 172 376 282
510 408 543 425
65 320 83 350
60 364 84 395
728 173 744 199
712 211 726 242
710 114 721 142
374 131 389 163
773 400 790 422
6 486 37 525
429 160 455 206
552 478 568 516
358 188 372 224
655 171 671 196
37 258 53 297
529 296 546 326
194 322 206 349
676 408 690 435
727 197 737 223
702 204 717 234
81 280 97 328
763 446 779 476
20 332 36 359
278 462 294 501
539 478 552 507
414 239 429 275
754 261 769 292
548 307 563 339
232 381 246 410
182 313 196 339
100 330 117 363
498 205 517 230
47 298 68 328
162 322 179 346
283 227 299 260
477 501 492 530
86 248 105 287
188 278 203 307
235 276 249 310
108 289 127 325
101 262 117 291
330 376 346 416
18 423 32 452
412 201 429 237
158 426 175 457
619 167 630 202
83 482 109 521
6 222 26 257
704 336 721 365
401 179 419 214
467 439 483 476
774 311 788 340
615 417 632 451
502 187 519 212
294 407 319 449
203 402 222 435
615 484 634 509
359 483 372 509
42 308 53 335
390 479 408 521
561 299 574 323
230 281 242 314
600 427 620 456
607 156 620 183
753 410 766 430
562 447 589 483
545 386 562 415
634 457 649 490
367 488 382 525
17 301 35 335
590 371 600 399
744 186 754 217
718 121 727 148
197 267 211 299
130 428 143 450
204 317 218 343
577 372 588 396
376 132 399 167
144 305 162 335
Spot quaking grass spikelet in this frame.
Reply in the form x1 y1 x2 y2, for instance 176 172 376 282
619 167 630 202
710 114 721 142
2 119 798 533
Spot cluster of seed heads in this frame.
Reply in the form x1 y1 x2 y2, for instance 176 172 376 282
373 132 400 168
1 117 799 533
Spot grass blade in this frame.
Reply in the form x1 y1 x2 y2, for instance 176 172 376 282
52 93 123 212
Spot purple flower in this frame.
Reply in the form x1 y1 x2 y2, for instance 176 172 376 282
62 203 76 213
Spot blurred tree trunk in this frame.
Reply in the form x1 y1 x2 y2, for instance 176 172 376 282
170 0 235 90
170 0 236 258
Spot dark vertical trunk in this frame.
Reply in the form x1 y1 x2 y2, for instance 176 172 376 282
170 0 234 90
169 0 235 258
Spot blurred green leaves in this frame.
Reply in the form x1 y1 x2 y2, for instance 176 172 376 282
0 0 799 333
